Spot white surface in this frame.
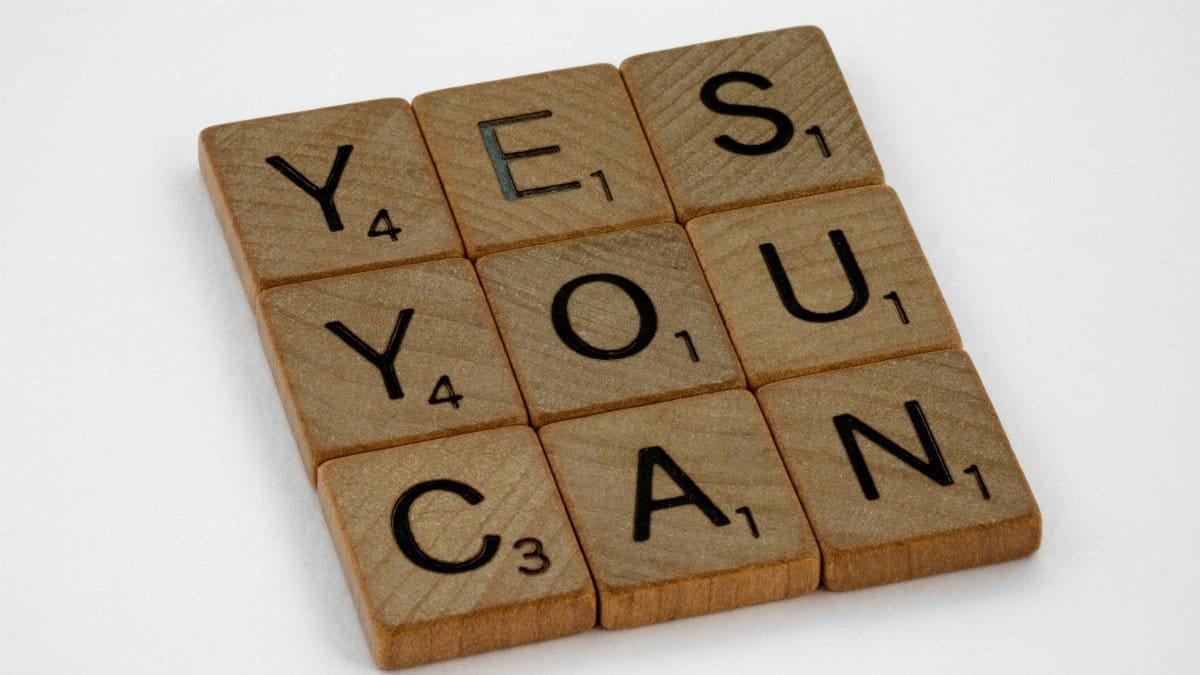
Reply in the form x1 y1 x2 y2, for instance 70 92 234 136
2 1 1198 672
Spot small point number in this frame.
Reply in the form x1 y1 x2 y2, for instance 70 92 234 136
428 375 463 409
964 464 991 500
735 506 760 538
513 537 550 575
368 208 401 241
590 170 613 201
674 330 700 362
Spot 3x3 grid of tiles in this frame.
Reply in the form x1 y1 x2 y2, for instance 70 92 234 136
200 26 1041 670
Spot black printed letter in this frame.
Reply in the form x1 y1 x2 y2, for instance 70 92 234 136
699 72 794 155
833 401 954 501
760 230 869 323
392 480 500 574
265 144 353 232
325 308 413 400
633 446 730 542
551 273 657 360
478 111 582 200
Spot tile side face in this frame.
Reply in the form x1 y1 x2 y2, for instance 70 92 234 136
540 390 820 628
256 259 527 482
688 186 960 387
200 99 462 295
414 64 674 257
756 350 1041 590
622 26 883 221
318 427 596 669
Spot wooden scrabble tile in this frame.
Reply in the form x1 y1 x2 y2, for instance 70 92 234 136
256 259 526 482
756 350 1041 591
413 64 674 258
475 223 744 427
318 426 595 669
200 99 461 296
540 390 820 628
622 26 884 221
688 186 959 388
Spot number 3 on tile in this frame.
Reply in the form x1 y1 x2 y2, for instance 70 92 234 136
513 537 550 575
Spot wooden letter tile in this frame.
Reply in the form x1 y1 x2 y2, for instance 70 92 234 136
256 259 526 482
756 350 1041 591
318 426 595 669
475 223 744 426
413 65 674 258
688 186 959 388
622 26 884 221
540 390 820 628
200 99 462 295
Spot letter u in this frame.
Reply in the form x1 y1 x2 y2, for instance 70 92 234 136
759 229 869 323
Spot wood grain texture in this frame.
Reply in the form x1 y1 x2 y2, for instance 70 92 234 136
687 186 959 388
318 426 595 669
255 259 526 483
413 64 674 258
621 26 883 221
475 223 744 426
200 99 461 296
540 390 819 628
756 350 1041 591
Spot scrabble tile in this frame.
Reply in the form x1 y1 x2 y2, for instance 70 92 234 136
200 99 462 296
318 426 595 669
688 186 959 388
413 64 674 258
476 223 744 427
622 26 884 221
256 259 526 482
756 350 1041 591
540 390 820 628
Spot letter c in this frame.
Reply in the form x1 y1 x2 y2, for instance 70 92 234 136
391 479 501 574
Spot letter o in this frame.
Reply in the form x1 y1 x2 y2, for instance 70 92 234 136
550 273 658 360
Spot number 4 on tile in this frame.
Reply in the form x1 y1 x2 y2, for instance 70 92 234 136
429 375 463 408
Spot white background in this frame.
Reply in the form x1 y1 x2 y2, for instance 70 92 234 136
2 1 1198 672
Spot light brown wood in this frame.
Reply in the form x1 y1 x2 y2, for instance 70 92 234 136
413 64 674 258
621 26 884 221
475 222 744 427
756 349 1041 591
540 390 820 628
317 426 596 670
255 259 527 483
688 186 960 388
200 99 462 297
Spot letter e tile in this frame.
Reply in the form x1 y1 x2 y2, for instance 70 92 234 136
414 65 674 258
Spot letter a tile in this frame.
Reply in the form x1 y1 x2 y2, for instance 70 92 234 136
200 99 462 296
688 186 959 388
413 65 674 258
622 26 883 221
318 427 595 669
756 350 1041 591
256 259 526 482
476 223 744 426
540 391 820 628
